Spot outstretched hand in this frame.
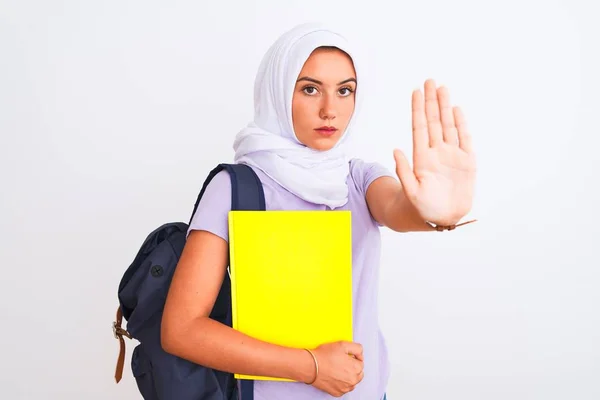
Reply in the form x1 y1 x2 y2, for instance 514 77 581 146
393 79 476 226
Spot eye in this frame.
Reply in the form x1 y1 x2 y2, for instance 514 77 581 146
302 86 319 96
339 87 355 97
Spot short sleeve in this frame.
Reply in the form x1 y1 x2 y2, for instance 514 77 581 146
349 158 396 197
186 170 231 242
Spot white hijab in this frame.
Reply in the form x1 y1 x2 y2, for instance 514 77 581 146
233 22 361 209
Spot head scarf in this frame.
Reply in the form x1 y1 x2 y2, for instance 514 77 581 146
233 22 361 209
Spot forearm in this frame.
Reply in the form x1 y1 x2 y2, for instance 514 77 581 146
161 316 315 382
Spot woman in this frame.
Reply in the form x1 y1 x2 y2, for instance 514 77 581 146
161 22 476 400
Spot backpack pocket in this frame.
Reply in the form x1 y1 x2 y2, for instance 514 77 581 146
132 344 159 400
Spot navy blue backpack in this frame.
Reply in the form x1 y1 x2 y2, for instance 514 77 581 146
113 163 265 400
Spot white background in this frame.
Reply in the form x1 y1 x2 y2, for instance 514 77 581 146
1 0 598 399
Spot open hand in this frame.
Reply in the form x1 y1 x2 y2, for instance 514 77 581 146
393 79 476 226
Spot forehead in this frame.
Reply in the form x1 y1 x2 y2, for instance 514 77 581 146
298 48 356 81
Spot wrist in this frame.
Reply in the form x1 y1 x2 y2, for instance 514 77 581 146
287 347 317 383
386 191 431 232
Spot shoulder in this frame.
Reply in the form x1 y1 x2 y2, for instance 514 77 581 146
204 169 232 193
349 157 393 176
187 169 232 241
197 169 233 211
348 158 395 196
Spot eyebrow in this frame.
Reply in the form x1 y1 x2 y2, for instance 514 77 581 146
296 76 357 85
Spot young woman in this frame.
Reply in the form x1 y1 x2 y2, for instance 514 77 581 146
161 22 476 400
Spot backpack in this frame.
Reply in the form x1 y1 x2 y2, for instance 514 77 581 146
113 163 265 400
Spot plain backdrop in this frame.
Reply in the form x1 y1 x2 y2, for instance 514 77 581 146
1 0 598 399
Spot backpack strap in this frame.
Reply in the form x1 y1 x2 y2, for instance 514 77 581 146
188 163 265 225
190 163 262 400
113 306 132 383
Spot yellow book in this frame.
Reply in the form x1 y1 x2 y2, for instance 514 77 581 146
227 210 353 381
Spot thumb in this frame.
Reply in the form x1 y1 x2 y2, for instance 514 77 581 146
393 149 418 198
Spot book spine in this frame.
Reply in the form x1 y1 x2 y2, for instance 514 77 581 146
227 211 241 380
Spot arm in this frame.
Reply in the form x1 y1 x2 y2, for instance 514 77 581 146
365 175 435 232
161 229 316 383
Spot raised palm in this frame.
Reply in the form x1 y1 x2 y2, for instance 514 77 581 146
394 79 476 226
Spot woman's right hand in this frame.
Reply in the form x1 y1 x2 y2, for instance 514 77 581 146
308 341 364 397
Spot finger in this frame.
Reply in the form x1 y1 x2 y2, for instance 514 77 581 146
357 369 365 383
454 106 472 153
438 86 458 145
424 79 443 147
352 358 364 374
344 342 363 360
411 88 428 153
393 149 418 199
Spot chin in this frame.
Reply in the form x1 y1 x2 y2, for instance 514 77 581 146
306 139 338 151
301 133 343 151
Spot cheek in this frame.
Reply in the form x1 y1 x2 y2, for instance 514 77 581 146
340 101 355 126
292 97 316 130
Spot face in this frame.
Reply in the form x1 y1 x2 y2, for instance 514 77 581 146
291 47 357 151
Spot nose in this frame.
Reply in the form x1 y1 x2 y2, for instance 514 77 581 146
319 95 337 121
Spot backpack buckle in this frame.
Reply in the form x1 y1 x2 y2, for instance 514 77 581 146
113 320 132 340
113 306 132 340
113 306 131 384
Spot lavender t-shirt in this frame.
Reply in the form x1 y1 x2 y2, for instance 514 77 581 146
188 158 395 400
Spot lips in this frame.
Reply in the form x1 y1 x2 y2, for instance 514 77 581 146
315 126 338 135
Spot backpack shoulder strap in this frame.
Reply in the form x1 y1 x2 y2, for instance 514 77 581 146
188 163 266 225
188 163 262 400
223 163 266 211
